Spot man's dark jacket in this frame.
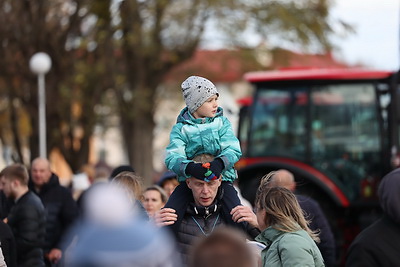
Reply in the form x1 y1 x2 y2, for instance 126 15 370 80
0 220 17 267
0 191 12 220
346 215 400 267
28 173 79 252
7 191 46 267
168 189 260 263
346 167 400 267
297 194 336 267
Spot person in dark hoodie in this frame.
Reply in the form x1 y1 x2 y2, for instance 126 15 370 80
346 167 400 267
29 157 79 266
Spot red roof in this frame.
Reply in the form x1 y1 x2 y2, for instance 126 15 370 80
165 48 355 84
270 48 350 69
165 49 262 83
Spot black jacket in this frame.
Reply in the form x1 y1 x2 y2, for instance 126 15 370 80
7 191 46 267
177 202 224 263
297 194 336 267
346 168 400 267
346 215 400 267
29 173 79 252
0 220 17 267
173 194 260 264
0 191 12 220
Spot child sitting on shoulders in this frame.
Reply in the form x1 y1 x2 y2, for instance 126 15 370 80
164 75 242 229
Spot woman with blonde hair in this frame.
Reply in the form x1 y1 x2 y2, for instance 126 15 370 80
111 171 148 220
143 185 168 218
254 172 324 267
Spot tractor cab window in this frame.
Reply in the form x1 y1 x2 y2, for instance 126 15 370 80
246 83 381 201
249 88 307 159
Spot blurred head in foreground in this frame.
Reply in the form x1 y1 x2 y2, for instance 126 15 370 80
189 227 255 267
111 171 144 202
64 183 181 267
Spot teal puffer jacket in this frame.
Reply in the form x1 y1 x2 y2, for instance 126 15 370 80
255 226 325 267
165 107 242 182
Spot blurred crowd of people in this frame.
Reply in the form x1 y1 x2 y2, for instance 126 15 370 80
0 74 398 267
0 157 184 267
0 156 398 267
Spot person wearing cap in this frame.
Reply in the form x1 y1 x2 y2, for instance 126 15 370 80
164 75 243 232
63 183 182 267
346 167 400 267
155 154 259 264
157 171 179 197
109 165 135 181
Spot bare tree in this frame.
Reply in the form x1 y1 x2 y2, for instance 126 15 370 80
112 0 346 183
0 0 111 171
0 0 349 181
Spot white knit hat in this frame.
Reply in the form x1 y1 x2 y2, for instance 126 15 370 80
181 76 219 113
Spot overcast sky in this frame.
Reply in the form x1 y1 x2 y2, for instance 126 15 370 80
201 1 399 71
332 0 399 70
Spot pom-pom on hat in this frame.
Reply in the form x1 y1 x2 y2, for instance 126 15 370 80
181 76 219 114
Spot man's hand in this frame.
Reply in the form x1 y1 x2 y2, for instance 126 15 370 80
46 248 62 264
231 205 259 228
154 208 178 227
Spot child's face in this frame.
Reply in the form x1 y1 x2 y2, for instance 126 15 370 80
192 95 218 119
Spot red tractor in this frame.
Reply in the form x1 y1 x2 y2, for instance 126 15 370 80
236 68 400 264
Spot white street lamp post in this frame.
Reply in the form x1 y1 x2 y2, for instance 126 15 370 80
29 52 52 158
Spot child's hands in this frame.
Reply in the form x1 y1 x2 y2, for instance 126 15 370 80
210 158 224 177
185 162 206 179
